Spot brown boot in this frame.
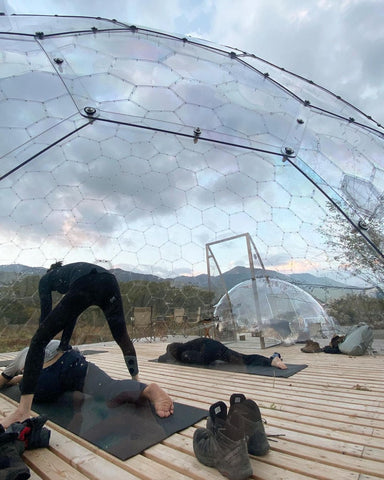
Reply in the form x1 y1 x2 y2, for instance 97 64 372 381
301 340 322 353
194 401 253 480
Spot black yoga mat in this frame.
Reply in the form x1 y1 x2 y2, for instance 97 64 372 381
2 385 207 460
80 349 109 356
152 359 307 377
0 350 107 368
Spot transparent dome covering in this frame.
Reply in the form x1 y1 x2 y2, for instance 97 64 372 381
0 14 383 292
214 278 336 343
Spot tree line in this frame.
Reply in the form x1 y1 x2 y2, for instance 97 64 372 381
0 275 215 327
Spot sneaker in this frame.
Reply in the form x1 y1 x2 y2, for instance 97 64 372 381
193 407 252 480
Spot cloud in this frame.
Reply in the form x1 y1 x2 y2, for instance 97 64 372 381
203 0 384 124
5 0 383 124
1 2 382 283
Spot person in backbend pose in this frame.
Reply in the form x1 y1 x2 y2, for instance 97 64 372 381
1 261 144 428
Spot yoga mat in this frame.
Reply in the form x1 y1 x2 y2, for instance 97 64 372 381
80 350 109 356
2 385 208 460
152 359 307 377
0 350 107 368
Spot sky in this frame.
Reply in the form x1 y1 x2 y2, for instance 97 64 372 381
3 0 383 126
0 0 383 284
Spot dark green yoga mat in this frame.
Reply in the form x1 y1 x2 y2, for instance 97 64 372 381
152 358 307 377
2 385 208 461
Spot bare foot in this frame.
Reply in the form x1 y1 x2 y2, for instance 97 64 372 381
1 408 31 429
271 357 288 369
141 383 174 418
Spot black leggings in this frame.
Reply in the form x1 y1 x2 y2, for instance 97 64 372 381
32 351 146 404
21 272 135 395
82 363 147 404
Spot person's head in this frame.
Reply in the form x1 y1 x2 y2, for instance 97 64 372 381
166 342 184 360
47 261 63 273
330 334 345 348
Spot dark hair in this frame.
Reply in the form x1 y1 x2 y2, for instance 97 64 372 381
167 342 183 360
47 261 63 272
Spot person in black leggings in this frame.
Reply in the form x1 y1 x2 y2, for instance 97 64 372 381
158 337 287 369
1 342 173 418
1 261 140 428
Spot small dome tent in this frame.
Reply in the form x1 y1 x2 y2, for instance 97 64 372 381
214 278 336 343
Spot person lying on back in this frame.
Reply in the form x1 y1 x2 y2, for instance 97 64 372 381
0 340 173 419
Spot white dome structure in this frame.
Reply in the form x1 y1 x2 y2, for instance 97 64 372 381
0 14 383 331
214 278 336 343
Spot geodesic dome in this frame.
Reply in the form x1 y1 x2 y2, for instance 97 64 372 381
214 278 336 343
0 14 383 291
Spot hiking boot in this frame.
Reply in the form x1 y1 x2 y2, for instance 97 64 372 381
205 400 227 433
194 402 252 480
300 339 322 353
228 393 270 456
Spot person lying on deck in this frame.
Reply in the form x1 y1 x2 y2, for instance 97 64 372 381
0 340 174 421
158 337 287 369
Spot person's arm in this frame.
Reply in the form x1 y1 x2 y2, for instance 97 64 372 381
59 317 77 351
0 375 9 388
38 275 53 324
7 375 23 386
0 347 29 388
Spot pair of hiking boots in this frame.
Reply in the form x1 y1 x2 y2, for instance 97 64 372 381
193 394 269 480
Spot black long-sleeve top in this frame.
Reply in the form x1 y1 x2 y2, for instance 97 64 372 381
38 262 109 323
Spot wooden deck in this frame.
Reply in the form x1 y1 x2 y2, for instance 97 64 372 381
1 339 383 480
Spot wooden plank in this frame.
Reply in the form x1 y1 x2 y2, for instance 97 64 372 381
139 377 384 421
120 378 384 439
257 450 359 480
126 455 193 480
48 429 140 480
1 340 383 480
358 476 384 480
119 368 384 406
265 424 384 452
249 459 325 480
163 431 360 480
145 443 224 480
50 424 195 480
270 438 384 478
362 445 384 461
23 449 90 480
118 358 384 402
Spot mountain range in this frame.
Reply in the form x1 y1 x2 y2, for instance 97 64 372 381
0 264 363 303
